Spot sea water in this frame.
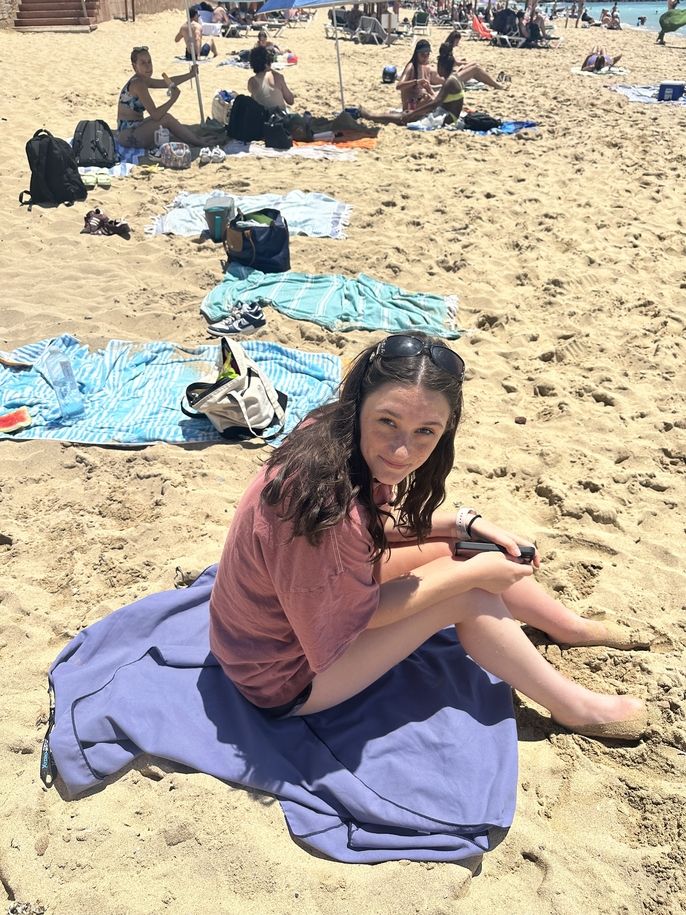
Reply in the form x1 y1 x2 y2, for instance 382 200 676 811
549 3 670 31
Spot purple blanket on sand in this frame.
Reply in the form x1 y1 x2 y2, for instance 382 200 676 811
47 566 518 864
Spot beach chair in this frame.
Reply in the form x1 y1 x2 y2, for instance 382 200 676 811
492 30 526 47
252 16 286 38
324 8 356 39
469 14 495 41
355 15 399 45
197 9 222 37
411 10 431 35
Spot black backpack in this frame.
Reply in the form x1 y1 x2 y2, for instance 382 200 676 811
463 112 502 132
19 129 88 210
227 95 267 142
72 119 118 168
263 112 292 150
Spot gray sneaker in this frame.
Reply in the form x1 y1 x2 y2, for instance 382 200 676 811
207 304 266 337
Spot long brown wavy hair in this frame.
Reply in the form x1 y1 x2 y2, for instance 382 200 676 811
262 333 464 562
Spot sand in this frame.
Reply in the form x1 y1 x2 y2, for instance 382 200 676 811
1 11 685 914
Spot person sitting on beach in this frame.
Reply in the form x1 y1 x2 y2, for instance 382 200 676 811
581 45 622 70
599 8 613 26
209 331 648 741
516 10 548 47
255 28 282 60
175 8 219 59
247 45 294 112
116 46 216 148
444 30 507 89
359 39 466 126
396 39 443 111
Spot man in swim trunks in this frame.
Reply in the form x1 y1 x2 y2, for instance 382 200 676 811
175 8 218 60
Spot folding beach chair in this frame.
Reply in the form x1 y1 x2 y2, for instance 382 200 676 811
469 14 495 41
411 10 431 35
197 9 222 37
324 8 356 39
355 15 399 44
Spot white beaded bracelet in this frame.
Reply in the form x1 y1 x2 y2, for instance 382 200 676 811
455 506 478 540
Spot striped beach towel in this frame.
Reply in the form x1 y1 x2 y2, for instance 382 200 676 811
146 190 352 238
201 265 461 338
0 335 340 447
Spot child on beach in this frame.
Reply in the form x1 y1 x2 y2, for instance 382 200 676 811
210 331 648 738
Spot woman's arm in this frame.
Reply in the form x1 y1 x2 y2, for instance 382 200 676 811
132 77 180 120
275 70 294 105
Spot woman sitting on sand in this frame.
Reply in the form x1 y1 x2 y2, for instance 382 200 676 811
247 45 294 112
444 30 507 90
360 39 466 126
210 331 648 740
116 46 217 148
255 28 282 60
396 38 443 111
581 46 622 71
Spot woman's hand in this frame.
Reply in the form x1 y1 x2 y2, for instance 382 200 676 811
169 84 181 101
468 516 540 569
461 550 534 594
189 64 199 79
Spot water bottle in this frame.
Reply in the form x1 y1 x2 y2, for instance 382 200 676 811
42 347 85 420
154 126 170 147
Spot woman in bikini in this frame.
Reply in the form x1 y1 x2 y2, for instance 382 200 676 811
359 40 466 127
444 30 507 89
210 331 648 739
581 46 623 71
396 39 443 111
117 46 218 149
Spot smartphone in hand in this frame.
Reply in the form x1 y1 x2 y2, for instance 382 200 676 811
454 541 536 563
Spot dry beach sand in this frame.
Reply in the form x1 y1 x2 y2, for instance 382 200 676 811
1 11 686 914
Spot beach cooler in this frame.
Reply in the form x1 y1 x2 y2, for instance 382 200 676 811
657 82 685 101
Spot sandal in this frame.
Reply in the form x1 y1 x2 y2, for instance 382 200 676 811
96 174 112 189
497 71 511 84
81 174 97 189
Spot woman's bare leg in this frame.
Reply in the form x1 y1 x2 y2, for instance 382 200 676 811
456 62 505 89
161 114 209 147
376 541 648 648
296 582 645 734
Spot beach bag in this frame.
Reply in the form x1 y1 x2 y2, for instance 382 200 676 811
463 112 502 132
227 95 267 142
211 90 235 126
263 112 292 150
223 208 290 273
72 119 118 168
181 337 287 439
19 129 88 210
159 142 192 169
382 65 397 83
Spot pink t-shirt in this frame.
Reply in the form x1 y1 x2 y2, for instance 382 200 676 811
210 468 389 708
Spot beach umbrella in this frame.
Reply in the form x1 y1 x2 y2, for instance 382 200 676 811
258 0 360 109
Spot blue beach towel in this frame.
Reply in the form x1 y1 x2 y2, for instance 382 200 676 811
408 117 538 134
607 84 686 105
0 335 340 446
46 566 519 864
75 142 144 178
146 190 351 239
201 265 461 338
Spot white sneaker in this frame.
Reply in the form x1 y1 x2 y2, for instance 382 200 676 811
210 146 227 163
198 147 213 165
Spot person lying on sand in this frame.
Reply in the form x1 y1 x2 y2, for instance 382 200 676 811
116 47 221 148
248 45 294 112
175 7 219 59
581 46 623 70
210 331 649 740
360 39 466 126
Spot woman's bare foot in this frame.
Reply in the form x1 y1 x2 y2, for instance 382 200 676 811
552 693 648 741
558 619 651 650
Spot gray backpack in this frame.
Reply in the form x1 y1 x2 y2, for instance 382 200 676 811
72 119 118 168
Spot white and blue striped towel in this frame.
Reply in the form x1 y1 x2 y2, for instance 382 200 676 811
202 265 461 338
0 335 340 446
145 189 351 238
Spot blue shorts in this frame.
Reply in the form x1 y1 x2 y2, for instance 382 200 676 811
186 44 211 59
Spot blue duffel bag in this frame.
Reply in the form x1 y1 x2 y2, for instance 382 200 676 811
223 207 290 274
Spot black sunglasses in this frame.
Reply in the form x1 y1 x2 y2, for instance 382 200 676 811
132 45 149 52
370 334 465 381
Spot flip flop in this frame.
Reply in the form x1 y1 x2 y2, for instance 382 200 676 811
497 71 511 84
81 174 97 188
96 175 112 189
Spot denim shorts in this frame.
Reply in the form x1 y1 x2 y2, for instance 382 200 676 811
259 682 313 720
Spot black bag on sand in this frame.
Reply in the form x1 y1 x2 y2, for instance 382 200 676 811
227 95 268 142
263 112 293 150
463 112 502 132
223 208 290 273
72 119 118 167
19 129 88 210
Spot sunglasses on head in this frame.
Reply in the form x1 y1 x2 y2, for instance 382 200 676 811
132 45 149 52
370 334 465 382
